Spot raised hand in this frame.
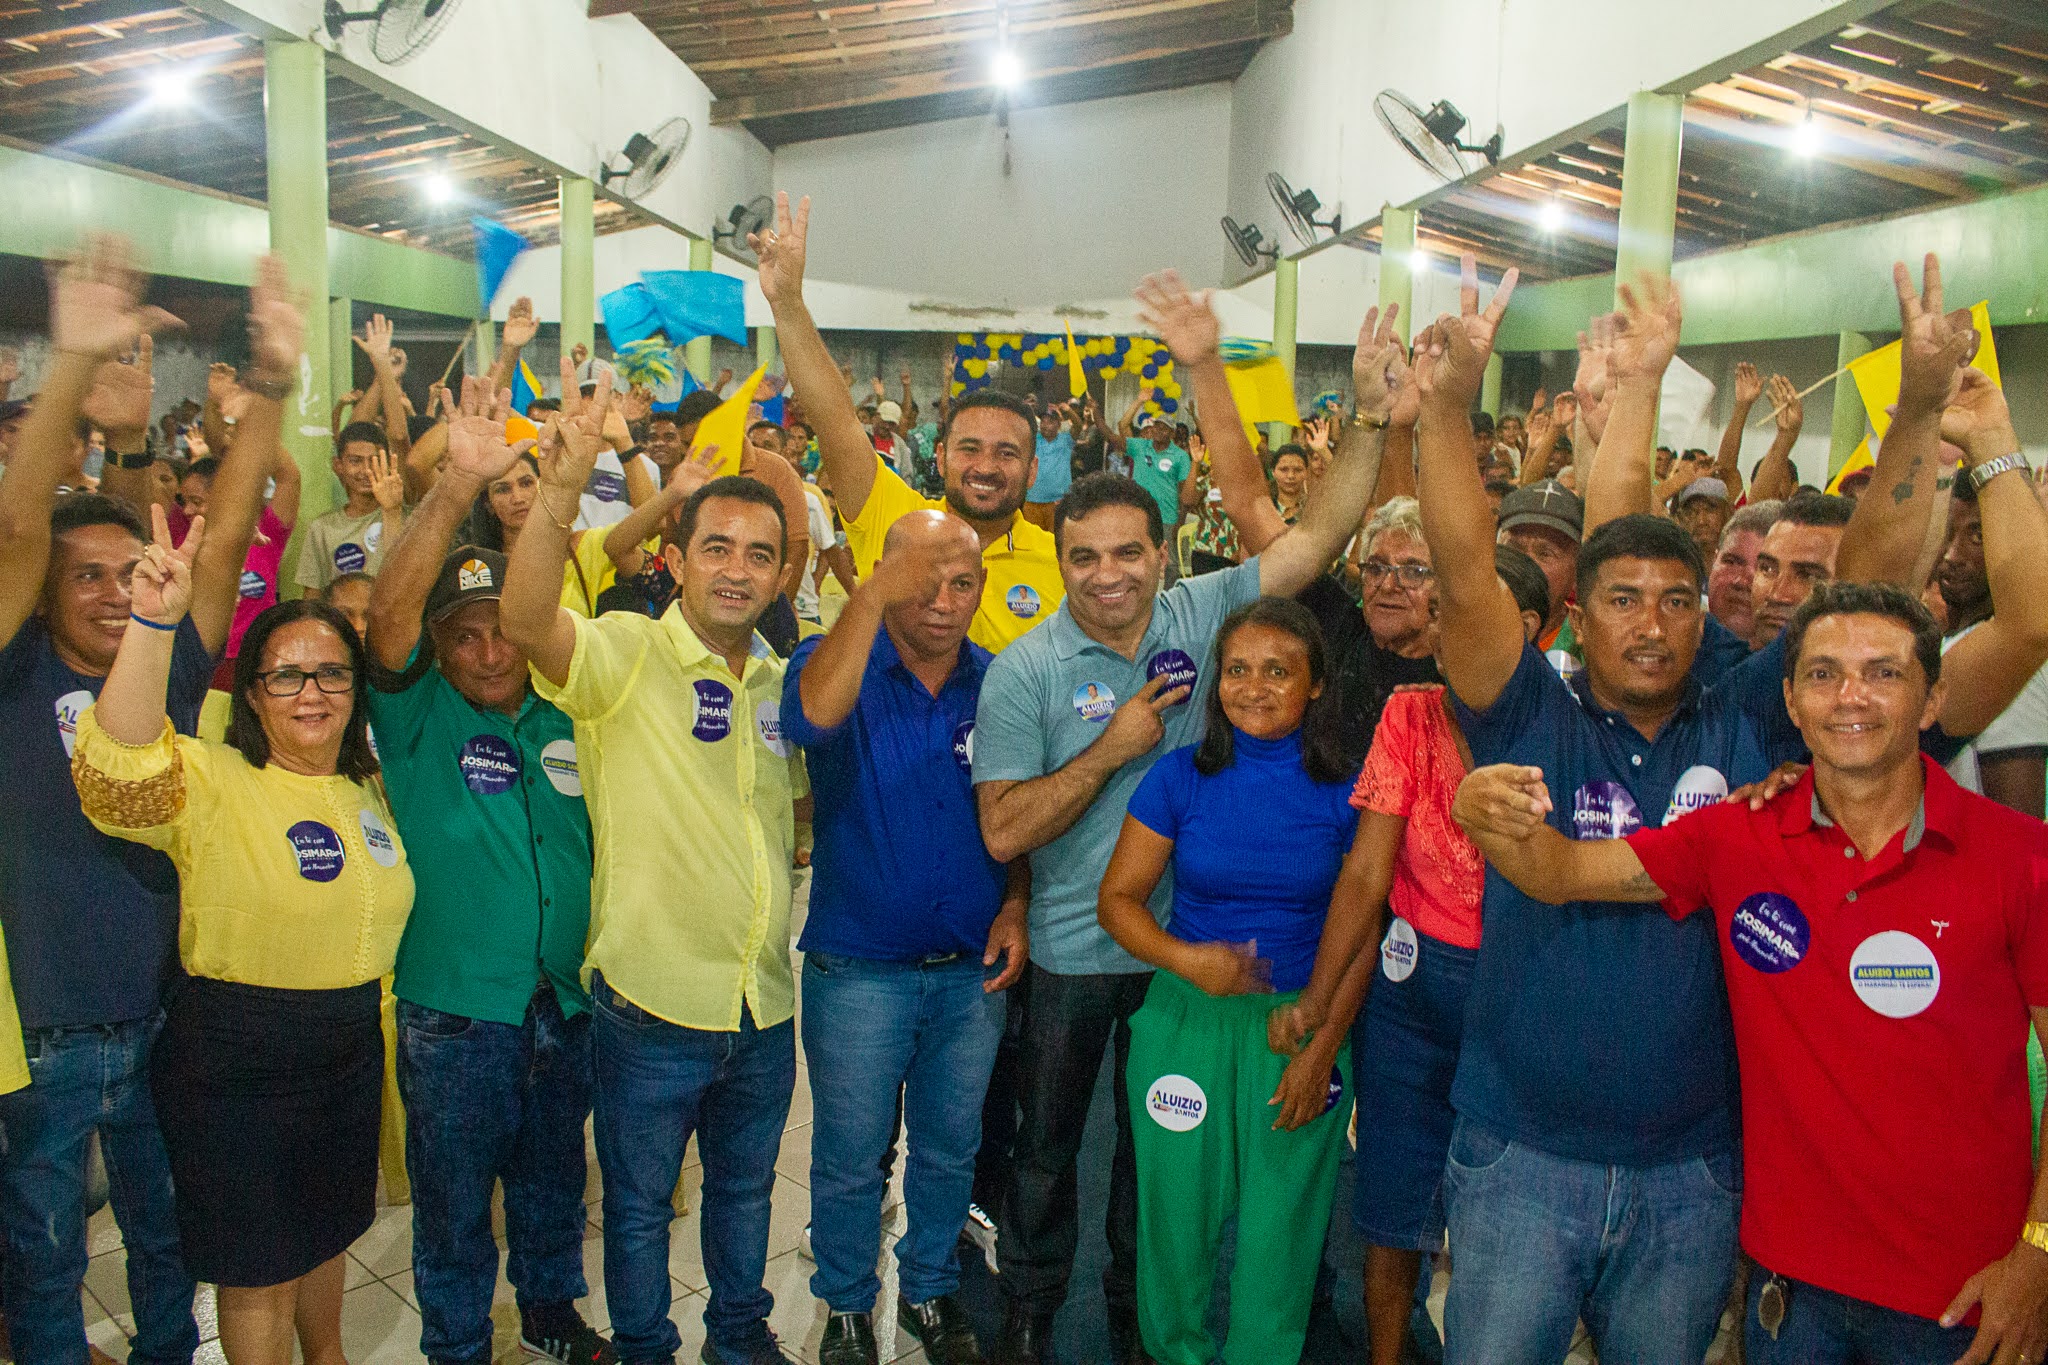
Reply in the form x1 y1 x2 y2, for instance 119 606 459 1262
501 296 538 350
1610 272 1684 385
749 191 811 307
868 533 952 608
1767 374 1803 434
1417 255 1518 410
82 336 156 444
131 503 204 626
1573 313 1615 411
246 253 304 386
870 376 887 399
369 450 406 513
1097 672 1188 767
356 312 395 368
50 234 183 359
444 376 527 483
206 362 239 407
538 369 612 494
666 442 725 503
1133 269 1222 368
1733 360 1762 406
1525 405 1554 451
1940 368 2018 466
1894 252 1978 414
1352 304 1406 422
899 367 912 386
618 385 653 425
389 345 409 378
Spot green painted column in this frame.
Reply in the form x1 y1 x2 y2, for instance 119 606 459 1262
264 39 333 529
1379 206 1416 346
1269 253 1299 445
1831 330 1873 478
1615 91 1684 297
1481 354 1504 418
472 319 495 384
685 235 715 385
559 177 595 363
328 295 352 417
755 325 778 376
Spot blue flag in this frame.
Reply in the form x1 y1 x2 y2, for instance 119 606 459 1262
651 368 700 414
472 217 531 316
598 283 663 348
508 357 543 415
640 270 746 346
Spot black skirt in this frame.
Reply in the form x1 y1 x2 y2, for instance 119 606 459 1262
150 975 383 1288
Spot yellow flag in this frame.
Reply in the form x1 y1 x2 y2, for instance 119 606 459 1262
1846 300 2000 439
1223 356 1300 444
1064 320 1087 399
690 365 768 477
1826 438 1873 494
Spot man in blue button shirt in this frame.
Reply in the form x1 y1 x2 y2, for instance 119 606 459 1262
783 510 1028 1365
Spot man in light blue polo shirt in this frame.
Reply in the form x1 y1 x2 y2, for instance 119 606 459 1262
1023 403 1077 528
968 281 1401 1365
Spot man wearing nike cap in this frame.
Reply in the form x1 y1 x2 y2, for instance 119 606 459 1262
364 377 611 1365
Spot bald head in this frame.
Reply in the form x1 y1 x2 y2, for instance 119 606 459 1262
879 510 987 661
883 508 981 563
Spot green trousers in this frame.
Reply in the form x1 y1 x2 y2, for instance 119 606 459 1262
1126 970 1349 1365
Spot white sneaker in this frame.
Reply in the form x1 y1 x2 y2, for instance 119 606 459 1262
962 1203 999 1274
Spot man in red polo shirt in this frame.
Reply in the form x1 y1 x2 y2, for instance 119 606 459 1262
1452 568 2048 1365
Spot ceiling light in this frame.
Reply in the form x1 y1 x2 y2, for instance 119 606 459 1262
423 172 455 204
146 67 195 106
1792 113 1822 158
991 48 1023 89
1408 248 1430 273
1538 198 1565 234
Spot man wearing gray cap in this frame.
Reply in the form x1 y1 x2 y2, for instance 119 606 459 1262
1671 475 1734 565
1494 478 1584 680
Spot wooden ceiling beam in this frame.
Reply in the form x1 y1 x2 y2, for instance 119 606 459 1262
1850 15 2048 88
0 26 241 82
1689 80 2021 188
1790 45 2048 131
0 1 186 45
1741 66 2047 162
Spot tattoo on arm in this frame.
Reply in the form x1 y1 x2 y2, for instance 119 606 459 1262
1892 453 1924 506
1625 868 1662 898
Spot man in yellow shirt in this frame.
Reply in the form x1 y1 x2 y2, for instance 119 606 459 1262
501 388 808 1365
753 192 1061 656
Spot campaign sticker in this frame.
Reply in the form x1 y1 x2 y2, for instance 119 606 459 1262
1322 1066 1346 1116
1546 648 1580 687
1006 584 1042 619
540 738 582 797
1849 930 1941 1019
287 820 345 882
1146 648 1198 699
238 569 267 600
1730 892 1809 974
54 689 92 759
459 734 521 796
586 469 626 504
1073 681 1116 723
333 542 367 575
1380 917 1419 983
457 557 494 592
364 521 384 553
357 808 400 868
1570 780 1643 840
692 680 734 742
1663 765 1729 826
1145 1074 1207 1132
952 720 975 773
756 698 789 757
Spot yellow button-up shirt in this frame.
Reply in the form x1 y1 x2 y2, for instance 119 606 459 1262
532 605 805 1032
71 708 414 989
844 456 1064 653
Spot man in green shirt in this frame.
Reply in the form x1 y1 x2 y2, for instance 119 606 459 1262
364 378 612 1365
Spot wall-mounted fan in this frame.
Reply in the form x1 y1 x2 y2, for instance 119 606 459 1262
323 0 465 65
1221 216 1279 269
714 197 774 250
599 118 691 200
1374 91 1502 183
1267 173 1341 247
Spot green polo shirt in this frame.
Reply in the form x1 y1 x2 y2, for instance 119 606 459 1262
369 662 593 1025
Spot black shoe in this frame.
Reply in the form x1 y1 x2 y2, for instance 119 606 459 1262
697 1331 796 1365
897 1292 983 1364
520 1303 618 1365
992 1302 1054 1365
819 1311 878 1365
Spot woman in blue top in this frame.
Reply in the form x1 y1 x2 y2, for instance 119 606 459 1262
1098 597 1364 1365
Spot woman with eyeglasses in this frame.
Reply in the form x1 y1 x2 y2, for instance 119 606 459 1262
69 507 412 1365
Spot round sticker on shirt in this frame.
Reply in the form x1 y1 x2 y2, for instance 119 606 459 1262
287 820 345 882
1073 682 1116 723
756 698 789 758
586 469 626 504
1157 456 1176 473
357 808 399 868
952 720 975 774
1849 930 1941 1019
1570 780 1643 840
363 521 384 554
54 689 92 759
238 569 267 600
691 680 734 742
1730 892 1809 974
1146 649 1198 700
458 734 521 795
1321 1066 1346 1116
333 542 367 575
1145 1074 1207 1132
1006 584 1042 620
1380 917 1419 983
540 738 582 797
1662 765 1729 826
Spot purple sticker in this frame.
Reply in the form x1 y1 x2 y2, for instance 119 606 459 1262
1146 648 1198 700
287 820 345 882
238 569 267 600
459 734 521 795
1321 1066 1345 1116
1730 892 1810 974
333 542 367 575
692 680 734 742
952 720 975 773
586 468 626 503
1570 780 1643 840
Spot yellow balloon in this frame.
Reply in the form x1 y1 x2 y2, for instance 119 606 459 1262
1160 380 1181 398
963 358 987 378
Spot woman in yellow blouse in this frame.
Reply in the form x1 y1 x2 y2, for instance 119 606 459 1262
72 506 413 1365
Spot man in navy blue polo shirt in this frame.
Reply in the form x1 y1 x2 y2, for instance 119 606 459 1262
783 509 1029 1365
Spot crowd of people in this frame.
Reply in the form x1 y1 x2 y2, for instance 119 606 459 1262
0 186 2044 1365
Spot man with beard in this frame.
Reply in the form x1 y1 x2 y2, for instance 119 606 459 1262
754 193 1060 654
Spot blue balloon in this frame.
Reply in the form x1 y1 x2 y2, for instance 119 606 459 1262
1114 336 1130 352
1037 357 1054 370
1141 363 1159 379
975 343 991 359
1160 397 1179 414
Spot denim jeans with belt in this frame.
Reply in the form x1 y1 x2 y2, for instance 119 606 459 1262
801 951 1005 1313
397 985 593 1365
590 972 795 1365
0 1015 197 1365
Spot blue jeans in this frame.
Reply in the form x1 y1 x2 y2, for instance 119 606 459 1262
801 952 1005 1313
1745 1269 1972 1364
590 973 795 1365
0 1017 196 1365
397 986 593 1365
1441 1117 1739 1365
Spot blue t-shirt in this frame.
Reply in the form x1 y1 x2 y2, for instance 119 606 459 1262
1450 630 1802 1166
1127 733 1358 992
784 630 1006 960
1028 430 1075 504
0 616 212 1028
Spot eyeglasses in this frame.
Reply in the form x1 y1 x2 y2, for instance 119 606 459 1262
1362 561 1435 589
256 665 355 697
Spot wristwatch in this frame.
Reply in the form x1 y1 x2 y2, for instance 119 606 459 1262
1348 409 1390 432
111 450 153 470
2023 1220 2048 1256
1967 451 2031 492
240 370 293 402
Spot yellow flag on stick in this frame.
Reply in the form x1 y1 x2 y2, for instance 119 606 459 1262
1064 320 1087 399
1222 355 1300 445
1847 301 2001 439
690 365 769 477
